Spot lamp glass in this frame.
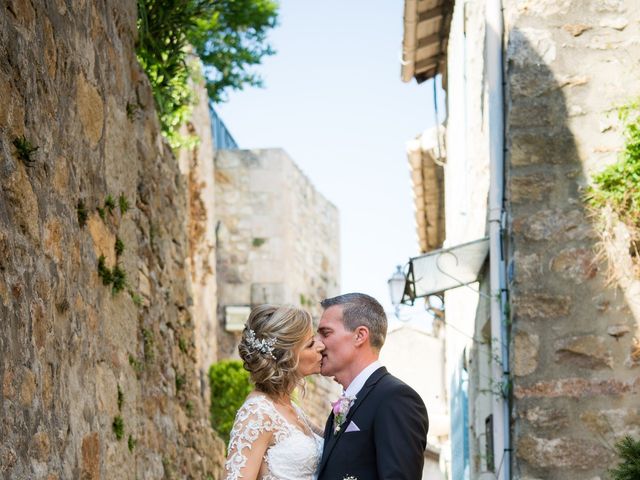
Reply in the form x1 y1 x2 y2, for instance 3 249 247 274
388 265 406 308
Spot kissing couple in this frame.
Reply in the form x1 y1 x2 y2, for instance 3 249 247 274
223 293 429 480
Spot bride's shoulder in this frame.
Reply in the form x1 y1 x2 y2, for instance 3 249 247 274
237 392 277 415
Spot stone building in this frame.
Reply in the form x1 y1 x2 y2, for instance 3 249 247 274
400 0 640 479
214 147 341 424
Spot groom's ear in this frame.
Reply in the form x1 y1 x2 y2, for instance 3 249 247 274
353 326 370 347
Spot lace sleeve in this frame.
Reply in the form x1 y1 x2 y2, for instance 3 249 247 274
224 396 279 480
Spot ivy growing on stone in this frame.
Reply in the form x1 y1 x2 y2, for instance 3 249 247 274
12 135 38 165
118 194 130 214
129 289 143 307
117 385 124 411
115 237 125 257
112 415 125 441
77 200 88 227
98 255 113 285
97 256 127 294
104 195 116 214
142 328 154 362
175 371 186 392
129 354 144 376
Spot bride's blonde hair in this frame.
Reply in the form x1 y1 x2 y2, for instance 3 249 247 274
239 304 312 397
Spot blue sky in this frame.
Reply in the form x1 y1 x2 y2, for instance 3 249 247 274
216 0 443 315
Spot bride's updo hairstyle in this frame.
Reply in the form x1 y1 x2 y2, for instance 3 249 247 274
239 304 312 397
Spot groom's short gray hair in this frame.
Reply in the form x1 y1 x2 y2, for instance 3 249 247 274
320 293 387 350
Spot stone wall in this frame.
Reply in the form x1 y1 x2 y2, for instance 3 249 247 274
0 2 224 478
177 68 219 401
504 0 640 478
214 148 341 425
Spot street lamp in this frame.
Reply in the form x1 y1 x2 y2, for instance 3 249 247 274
387 265 406 319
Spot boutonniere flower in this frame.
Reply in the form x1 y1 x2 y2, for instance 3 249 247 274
331 393 356 435
343 476 357 480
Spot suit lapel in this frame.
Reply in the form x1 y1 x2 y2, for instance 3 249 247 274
318 367 388 475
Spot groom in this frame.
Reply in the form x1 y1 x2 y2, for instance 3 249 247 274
316 293 429 480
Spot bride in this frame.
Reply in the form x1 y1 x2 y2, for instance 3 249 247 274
224 304 326 480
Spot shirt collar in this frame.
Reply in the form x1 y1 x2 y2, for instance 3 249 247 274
344 360 383 398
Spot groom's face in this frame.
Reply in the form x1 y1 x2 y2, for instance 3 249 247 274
317 305 356 381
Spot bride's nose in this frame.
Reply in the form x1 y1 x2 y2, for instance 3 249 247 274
316 338 325 352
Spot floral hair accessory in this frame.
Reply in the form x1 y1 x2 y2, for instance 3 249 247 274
245 328 277 359
331 392 356 435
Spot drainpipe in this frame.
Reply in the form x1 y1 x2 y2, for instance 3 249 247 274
486 0 510 479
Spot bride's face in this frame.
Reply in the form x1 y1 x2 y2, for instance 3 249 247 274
296 327 325 377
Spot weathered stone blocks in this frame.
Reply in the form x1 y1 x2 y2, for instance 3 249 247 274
514 377 638 399
512 292 572 320
510 131 578 166
549 247 597 282
554 335 613 369
516 435 612 470
520 405 569 431
509 172 555 203
512 208 595 242
514 330 540 376
76 72 104 148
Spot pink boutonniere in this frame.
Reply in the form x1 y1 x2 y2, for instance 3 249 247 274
331 393 356 435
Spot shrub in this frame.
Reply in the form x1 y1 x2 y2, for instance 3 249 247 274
586 100 640 227
609 435 640 480
209 359 252 445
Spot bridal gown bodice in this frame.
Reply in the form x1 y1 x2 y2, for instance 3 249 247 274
225 394 323 480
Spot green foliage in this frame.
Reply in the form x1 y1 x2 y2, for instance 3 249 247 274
115 237 125 257
118 194 130 214
175 371 186 392
98 255 113 285
178 336 188 354
129 289 143 307
586 100 640 227
128 434 137 452
609 436 640 480
77 200 88 227
104 195 116 214
252 237 266 247
97 206 106 220
142 328 154 362
135 0 278 148
187 0 278 102
117 385 124 411
12 135 38 165
185 400 194 417
111 265 127 294
129 354 144 375
113 415 125 440
209 359 252 445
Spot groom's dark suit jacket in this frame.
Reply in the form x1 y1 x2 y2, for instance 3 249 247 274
318 367 429 480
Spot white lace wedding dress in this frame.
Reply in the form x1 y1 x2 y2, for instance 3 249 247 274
224 394 324 480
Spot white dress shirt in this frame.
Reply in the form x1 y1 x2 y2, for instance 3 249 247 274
344 360 383 398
